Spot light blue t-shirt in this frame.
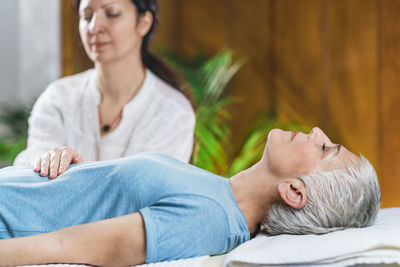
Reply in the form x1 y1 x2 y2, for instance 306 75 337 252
0 152 249 262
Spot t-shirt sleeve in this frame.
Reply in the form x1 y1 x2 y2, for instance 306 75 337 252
139 195 228 263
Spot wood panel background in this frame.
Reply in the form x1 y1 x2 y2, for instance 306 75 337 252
61 0 400 208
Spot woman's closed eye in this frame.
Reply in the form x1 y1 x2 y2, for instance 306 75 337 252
105 8 121 18
321 144 341 157
106 12 120 18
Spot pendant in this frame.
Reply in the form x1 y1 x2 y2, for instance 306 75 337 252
102 124 111 132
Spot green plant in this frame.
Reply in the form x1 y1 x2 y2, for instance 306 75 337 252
0 103 31 165
0 103 30 140
162 49 242 174
0 140 26 164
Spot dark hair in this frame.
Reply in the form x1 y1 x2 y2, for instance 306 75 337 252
73 0 194 107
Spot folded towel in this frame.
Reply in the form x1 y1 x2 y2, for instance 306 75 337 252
224 208 400 267
136 256 208 267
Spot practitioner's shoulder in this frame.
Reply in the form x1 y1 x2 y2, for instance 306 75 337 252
146 71 195 119
50 69 94 87
36 69 96 107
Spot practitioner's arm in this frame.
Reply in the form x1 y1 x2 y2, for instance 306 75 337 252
0 212 146 267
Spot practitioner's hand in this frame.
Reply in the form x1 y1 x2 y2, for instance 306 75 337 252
34 147 83 179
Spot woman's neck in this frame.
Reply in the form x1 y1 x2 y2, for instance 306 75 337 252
229 161 278 234
95 56 146 104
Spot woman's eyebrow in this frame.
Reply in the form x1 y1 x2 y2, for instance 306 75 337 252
101 3 116 8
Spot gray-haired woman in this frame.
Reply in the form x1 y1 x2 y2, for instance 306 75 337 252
0 127 380 266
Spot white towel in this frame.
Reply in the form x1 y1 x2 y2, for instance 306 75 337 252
224 208 400 267
136 256 209 267
137 255 227 267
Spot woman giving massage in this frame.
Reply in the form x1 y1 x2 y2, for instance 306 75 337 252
0 127 380 266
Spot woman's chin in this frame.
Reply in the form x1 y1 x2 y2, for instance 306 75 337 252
267 129 286 143
90 53 115 64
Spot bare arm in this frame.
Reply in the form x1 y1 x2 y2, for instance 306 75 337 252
0 212 146 267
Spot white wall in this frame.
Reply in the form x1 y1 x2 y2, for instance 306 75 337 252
0 0 61 105
0 0 19 104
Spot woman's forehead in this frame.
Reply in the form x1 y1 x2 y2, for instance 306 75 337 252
80 0 128 7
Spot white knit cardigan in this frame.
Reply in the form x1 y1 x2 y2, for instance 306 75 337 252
14 69 195 166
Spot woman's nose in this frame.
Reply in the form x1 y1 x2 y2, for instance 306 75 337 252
309 127 331 142
88 14 104 34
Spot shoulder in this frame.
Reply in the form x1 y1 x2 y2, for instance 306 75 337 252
135 151 179 162
46 69 95 94
34 69 96 108
147 70 195 117
116 152 187 173
113 152 171 167
140 195 229 262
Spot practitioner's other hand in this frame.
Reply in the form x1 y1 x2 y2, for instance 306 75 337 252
34 147 83 179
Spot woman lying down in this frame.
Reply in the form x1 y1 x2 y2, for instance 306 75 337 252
0 127 380 266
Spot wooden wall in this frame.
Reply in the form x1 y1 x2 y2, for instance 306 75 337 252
62 0 400 207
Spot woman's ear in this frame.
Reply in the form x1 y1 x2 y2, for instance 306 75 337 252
137 11 153 37
277 179 307 209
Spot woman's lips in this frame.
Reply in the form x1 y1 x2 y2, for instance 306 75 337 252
91 42 109 49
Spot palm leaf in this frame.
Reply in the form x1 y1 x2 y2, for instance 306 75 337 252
200 50 243 105
161 49 243 175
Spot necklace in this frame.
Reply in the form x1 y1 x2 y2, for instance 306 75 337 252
100 109 123 133
98 71 146 134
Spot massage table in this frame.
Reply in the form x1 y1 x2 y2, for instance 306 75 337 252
19 208 400 267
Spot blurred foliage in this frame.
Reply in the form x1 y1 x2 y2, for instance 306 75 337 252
0 140 26 165
162 49 242 174
0 103 31 166
161 48 310 177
